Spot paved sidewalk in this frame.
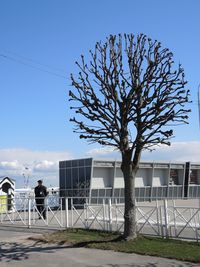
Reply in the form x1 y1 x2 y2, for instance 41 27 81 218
0 226 199 267
0 225 55 242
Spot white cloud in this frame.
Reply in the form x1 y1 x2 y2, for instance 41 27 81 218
0 148 72 187
33 160 58 172
86 147 117 157
0 160 22 170
86 141 200 163
142 141 200 162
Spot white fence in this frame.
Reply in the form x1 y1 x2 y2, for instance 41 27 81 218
0 196 200 241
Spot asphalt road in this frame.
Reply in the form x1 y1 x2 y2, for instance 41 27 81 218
0 226 199 267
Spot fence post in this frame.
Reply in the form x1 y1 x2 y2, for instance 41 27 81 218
156 200 160 235
71 198 73 228
46 197 48 225
108 198 112 231
159 205 164 237
102 199 106 231
173 200 177 237
115 198 118 231
28 197 31 228
135 198 138 232
85 198 89 229
65 198 69 228
163 199 169 238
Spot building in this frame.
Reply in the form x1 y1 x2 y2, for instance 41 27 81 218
59 158 200 202
0 176 15 212
0 176 15 196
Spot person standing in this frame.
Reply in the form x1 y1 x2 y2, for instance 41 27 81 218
34 180 48 219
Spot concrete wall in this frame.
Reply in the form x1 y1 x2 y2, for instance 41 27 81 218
153 169 169 186
113 168 124 188
91 167 114 188
136 169 152 187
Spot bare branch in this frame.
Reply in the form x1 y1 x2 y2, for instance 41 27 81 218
69 33 191 158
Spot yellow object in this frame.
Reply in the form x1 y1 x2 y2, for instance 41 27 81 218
0 195 7 213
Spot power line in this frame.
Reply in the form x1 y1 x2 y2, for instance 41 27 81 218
2 49 67 74
0 52 70 81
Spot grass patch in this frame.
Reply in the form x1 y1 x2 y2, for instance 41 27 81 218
35 228 200 263
37 228 118 245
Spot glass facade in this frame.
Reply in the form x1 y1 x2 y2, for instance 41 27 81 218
59 158 92 198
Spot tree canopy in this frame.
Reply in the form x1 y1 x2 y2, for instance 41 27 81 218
69 34 190 157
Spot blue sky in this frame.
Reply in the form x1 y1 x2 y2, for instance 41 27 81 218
0 0 200 187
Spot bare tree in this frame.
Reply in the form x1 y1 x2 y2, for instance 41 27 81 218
69 34 191 240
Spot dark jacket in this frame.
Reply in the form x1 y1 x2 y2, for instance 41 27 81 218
34 185 48 198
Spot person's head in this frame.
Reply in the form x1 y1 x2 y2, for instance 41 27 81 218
37 180 43 186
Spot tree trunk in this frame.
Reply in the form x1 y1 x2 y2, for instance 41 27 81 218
121 148 141 240
122 163 137 240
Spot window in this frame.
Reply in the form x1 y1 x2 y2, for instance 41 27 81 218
72 168 78 188
190 170 198 184
59 169 65 189
169 169 179 185
66 169 72 188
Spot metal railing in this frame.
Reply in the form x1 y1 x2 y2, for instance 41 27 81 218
0 195 200 241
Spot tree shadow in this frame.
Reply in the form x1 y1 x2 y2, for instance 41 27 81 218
106 264 196 267
72 236 123 248
0 240 71 263
87 263 196 267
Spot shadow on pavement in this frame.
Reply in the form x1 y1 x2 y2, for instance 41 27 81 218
109 264 195 267
0 241 70 263
87 263 196 267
